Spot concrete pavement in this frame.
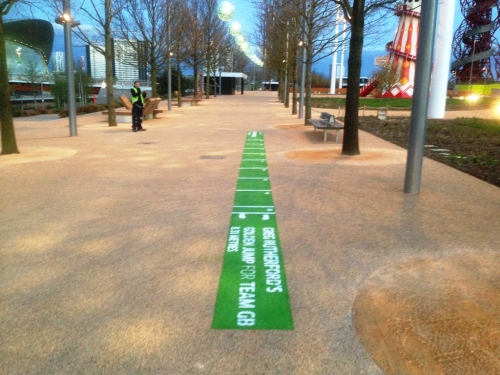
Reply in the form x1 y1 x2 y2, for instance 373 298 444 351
1 91 499 374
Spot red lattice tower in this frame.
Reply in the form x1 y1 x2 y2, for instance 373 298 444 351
451 0 500 84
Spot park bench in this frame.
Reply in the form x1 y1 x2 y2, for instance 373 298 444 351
174 91 203 106
102 96 163 123
119 95 133 109
306 112 344 142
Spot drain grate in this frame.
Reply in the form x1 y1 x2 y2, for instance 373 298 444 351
200 155 226 159
137 142 159 145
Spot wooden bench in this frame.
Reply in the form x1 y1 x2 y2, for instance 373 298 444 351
119 95 133 109
174 91 203 106
306 112 344 142
102 97 164 123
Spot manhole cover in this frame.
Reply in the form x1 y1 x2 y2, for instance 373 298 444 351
200 155 226 159
137 142 159 145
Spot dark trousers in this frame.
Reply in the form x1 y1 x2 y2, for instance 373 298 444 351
132 105 143 129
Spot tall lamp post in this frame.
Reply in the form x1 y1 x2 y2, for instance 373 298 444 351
166 2 172 111
283 21 289 108
298 39 306 119
55 0 80 137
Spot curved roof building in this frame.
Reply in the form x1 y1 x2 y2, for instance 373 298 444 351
4 19 54 78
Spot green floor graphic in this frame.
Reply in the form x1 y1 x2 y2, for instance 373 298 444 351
212 132 294 330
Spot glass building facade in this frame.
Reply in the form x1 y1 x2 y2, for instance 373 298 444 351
5 19 54 80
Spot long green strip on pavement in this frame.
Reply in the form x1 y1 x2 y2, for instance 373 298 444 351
212 131 294 330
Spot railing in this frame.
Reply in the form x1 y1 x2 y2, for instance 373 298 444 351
333 105 412 118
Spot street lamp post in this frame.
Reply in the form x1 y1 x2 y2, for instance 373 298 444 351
283 21 289 108
166 2 172 111
56 0 80 137
298 39 306 119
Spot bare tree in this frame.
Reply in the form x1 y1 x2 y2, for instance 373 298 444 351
23 60 42 109
181 0 205 96
201 0 227 98
51 72 67 109
257 0 339 119
330 0 399 155
113 0 184 98
256 0 397 154
74 0 127 127
374 60 399 96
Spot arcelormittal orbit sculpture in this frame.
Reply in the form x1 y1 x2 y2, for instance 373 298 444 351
451 0 500 85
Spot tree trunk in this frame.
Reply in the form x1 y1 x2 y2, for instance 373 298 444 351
151 60 157 117
150 58 157 98
194 63 199 96
305 50 312 123
291 50 298 115
342 0 364 156
0 13 19 155
176 59 181 107
278 70 283 103
105 0 117 127
205 59 210 98
304 12 314 124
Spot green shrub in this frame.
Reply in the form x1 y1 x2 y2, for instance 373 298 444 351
79 104 99 114
12 109 23 117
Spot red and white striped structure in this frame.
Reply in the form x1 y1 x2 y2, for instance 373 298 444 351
384 0 421 98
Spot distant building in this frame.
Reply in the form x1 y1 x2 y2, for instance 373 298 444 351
86 39 148 83
51 51 65 72
86 45 106 79
4 19 53 79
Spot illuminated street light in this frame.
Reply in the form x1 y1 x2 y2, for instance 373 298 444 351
217 1 235 22
235 34 245 45
466 93 479 102
229 21 242 36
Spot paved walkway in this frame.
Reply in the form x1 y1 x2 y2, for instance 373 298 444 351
1 91 499 374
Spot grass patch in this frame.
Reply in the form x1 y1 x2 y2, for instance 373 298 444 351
311 97 500 111
454 117 500 132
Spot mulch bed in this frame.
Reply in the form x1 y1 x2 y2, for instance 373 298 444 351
357 116 500 188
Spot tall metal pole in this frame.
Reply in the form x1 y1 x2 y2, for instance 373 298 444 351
299 45 306 119
63 0 77 136
298 17 306 119
283 22 289 108
339 19 346 90
427 0 455 118
167 2 172 111
404 0 439 194
330 9 339 94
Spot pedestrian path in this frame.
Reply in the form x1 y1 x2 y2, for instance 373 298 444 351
1 91 499 374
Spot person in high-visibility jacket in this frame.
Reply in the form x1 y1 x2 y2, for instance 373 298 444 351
130 81 147 132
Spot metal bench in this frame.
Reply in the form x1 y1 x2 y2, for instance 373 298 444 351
307 112 344 142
